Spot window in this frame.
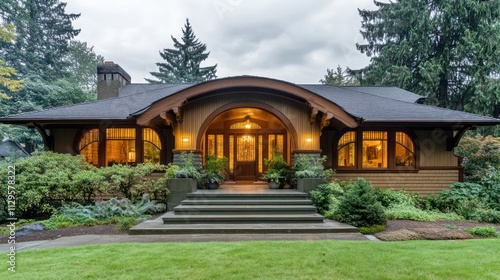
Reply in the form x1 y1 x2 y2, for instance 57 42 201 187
337 131 356 167
79 129 99 166
143 128 161 164
362 131 387 168
336 130 415 170
395 132 414 167
106 128 136 166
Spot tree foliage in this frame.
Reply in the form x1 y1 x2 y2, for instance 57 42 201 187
63 40 105 94
320 65 360 86
352 0 500 118
146 18 217 83
0 23 22 99
1 0 80 80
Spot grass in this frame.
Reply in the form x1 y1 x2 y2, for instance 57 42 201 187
2 239 500 279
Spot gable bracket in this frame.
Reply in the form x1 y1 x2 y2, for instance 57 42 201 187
446 125 475 151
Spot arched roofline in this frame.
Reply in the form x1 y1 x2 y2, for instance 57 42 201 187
135 76 358 128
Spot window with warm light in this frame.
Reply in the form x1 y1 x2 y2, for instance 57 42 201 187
395 132 415 167
337 131 356 167
336 130 415 170
143 128 161 164
362 131 387 168
105 128 136 166
79 129 99 166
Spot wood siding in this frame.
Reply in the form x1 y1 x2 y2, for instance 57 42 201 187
336 169 459 195
415 130 458 167
53 128 78 154
175 92 320 150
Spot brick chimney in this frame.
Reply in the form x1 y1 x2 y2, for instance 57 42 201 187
97 61 131 100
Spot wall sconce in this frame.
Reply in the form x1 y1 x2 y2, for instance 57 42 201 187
306 138 312 143
182 137 189 143
244 115 251 129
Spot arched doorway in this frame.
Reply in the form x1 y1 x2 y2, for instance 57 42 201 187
201 107 292 181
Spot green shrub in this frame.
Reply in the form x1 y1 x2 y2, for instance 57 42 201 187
455 135 500 183
385 205 463 222
310 182 345 214
116 217 139 231
375 189 418 208
475 208 500 223
334 178 387 227
100 162 160 200
359 224 386 234
0 151 99 219
464 227 500 238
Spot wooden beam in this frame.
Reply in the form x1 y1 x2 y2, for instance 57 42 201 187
446 125 474 151
29 122 54 151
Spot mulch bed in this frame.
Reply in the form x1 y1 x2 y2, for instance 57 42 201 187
376 220 500 241
2 217 499 243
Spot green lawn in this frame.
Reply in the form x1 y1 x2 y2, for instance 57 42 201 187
2 239 499 279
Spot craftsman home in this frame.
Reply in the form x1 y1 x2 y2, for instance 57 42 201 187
1 62 499 194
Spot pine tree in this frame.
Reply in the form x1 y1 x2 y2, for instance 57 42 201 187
320 65 359 86
146 19 217 83
351 0 500 117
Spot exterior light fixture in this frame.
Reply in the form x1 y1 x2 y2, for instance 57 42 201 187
244 115 251 129
182 137 189 143
306 138 312 143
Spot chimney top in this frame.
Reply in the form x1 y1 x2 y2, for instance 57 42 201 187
97 62 131 83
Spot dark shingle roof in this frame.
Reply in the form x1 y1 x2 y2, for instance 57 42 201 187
0 78 498 126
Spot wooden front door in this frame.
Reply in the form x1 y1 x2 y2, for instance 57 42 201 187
234 134 257 180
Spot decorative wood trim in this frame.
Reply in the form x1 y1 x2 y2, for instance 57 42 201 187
446 125 474 151
195 101 299 150
135 76 359 128
30 123 54 151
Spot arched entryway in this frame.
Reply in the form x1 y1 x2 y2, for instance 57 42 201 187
198 107 295 181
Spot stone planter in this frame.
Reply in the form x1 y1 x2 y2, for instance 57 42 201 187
297 178 326 193
268 181 280 189
167 178 197 211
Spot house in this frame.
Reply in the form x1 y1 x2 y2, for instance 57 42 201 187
1 61 499 194
0 139 29 160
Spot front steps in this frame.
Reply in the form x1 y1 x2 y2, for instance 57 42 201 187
129 189 359 235
163 190 323 223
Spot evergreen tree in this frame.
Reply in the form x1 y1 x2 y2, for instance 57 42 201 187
352 0 500 117
320 65 360 86
146 19 217 83
1 0 80 80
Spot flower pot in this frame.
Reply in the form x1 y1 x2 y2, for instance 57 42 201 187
279 177 286 189
207 182 220 190
268 181 280 189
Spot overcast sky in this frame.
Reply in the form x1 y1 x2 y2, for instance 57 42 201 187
65 0 377 84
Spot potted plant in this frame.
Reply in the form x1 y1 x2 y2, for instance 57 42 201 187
292 154 334 193
264 148 291 189
263 170 281 189
200 155 228 189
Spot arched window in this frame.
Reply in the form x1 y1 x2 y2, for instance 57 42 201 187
395 132 415 167
337 131 356 167
143 128 161 164
336 130 416 170
79 129 99 166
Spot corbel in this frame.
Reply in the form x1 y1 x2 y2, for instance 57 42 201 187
172 107 183 123
446 125 474 151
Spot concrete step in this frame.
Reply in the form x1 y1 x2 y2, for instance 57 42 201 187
173 205 317 215
162 212 325 224
181 199 313 205
187 191 308 201
131 214 358 234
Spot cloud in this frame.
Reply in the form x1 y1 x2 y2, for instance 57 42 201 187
66 0 375 83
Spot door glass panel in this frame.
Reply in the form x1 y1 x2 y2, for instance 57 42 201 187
237 135 255 161
216 134 224 159
207 134 215 156
258 135 263 173
229 135 234 173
